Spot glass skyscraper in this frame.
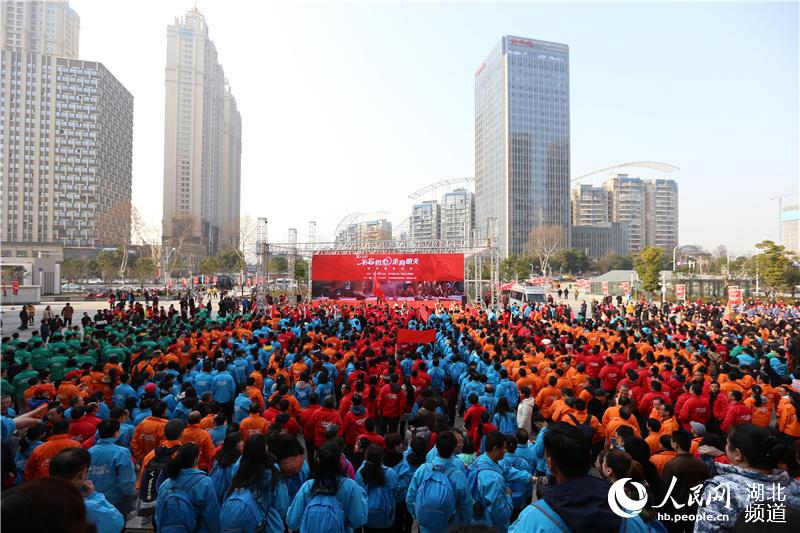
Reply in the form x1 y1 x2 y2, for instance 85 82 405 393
475 35 571 256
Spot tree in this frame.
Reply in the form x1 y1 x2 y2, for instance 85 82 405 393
294 257 309 284
61 257 87 282
753 240 797 292
131 206 162 273
523 225 564 276
239 214 258 265
551 248 591 274
96 249 123 282
634 247 664 295
1 266 25 284
131 257 156 287
595 253 634 273
269 256 288 274
198 256 219 276
500 255 531 281
216 249 245 272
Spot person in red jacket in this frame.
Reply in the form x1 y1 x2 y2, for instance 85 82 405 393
68 406 98 443
721 390 752 433
638 380 670 416
308 395 342 448
355 418 385 449
377 379 404 434
300 393 322 460
678 383 711 429
597 357 621 393
464 393 488 445
341 395 369 450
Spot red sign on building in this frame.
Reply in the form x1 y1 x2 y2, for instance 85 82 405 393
11 280 19 295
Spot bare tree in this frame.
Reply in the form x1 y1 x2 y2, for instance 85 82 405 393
131 206 163 275
239 214 258 265
96 200 132 280
523 225 564 277
165 214 198 276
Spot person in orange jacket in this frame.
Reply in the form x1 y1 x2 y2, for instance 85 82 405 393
56 374 86 409
239 403 269 441
131 400 169 463
136 419 186 490
777 388 800 438
25 420 81 480
179 411 215 471
561 398 604 444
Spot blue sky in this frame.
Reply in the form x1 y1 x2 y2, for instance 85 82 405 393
73 0 799 253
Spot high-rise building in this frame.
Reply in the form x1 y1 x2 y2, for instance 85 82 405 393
1 3 133 260
605 174 646 253
410 200 441 241
475 35 570 257
336 219 392 244
645 178 679 252
603 173 679 254
1 0 79 58
441 188 475 240
162 8 241 271
571 222 629 260
783 204 800 255
220 86 242 250
571 184 608 227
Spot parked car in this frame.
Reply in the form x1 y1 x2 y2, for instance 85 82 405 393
87 278 103 285
61 283 83 292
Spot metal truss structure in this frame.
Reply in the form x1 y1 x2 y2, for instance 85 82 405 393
261 238 501 308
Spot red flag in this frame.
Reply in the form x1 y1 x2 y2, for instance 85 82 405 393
419 306 431 325
396 328 436 344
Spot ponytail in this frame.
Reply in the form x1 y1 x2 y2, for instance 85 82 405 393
167 442 200 479
752 385 763 408
360 445 385 487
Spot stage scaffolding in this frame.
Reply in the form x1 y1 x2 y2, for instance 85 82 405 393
255 238 501 308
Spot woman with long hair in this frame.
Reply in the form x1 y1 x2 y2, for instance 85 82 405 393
492 397 517 436
286 441 368 533
695 424 800 532
224 434 289 532
155 442 220 533
744 384 773 427
392 437 427 533
355 445 399 532
14 423 45 485
209 431 242 502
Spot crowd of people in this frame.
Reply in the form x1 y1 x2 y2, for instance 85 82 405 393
2 292 800 533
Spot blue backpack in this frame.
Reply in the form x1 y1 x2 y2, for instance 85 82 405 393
415 464 456 530
300 482 345 533
220 488 266 532
157 476 203 533
466 463 488 519
365 482 395 529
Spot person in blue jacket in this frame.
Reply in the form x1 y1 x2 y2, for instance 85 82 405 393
393 436 427 532
492 398 518 435
212 361 236 416
232 386 252 424
222 434 289 532
500 435 533 522
469 430 532 532
48 447 125 533
495 369 520 410
406 431 473 533
286 441 368 533
112 374 137 409
355 444 399 530
209 431 242 502
155 442 221 533
14 422 44 485
510 422 654 533
87 419 136 515
512 428 537 471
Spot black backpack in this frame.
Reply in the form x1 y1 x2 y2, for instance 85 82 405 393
567 413 595 440
138 444 181 517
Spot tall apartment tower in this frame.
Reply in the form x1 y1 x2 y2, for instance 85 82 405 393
605 174 646 253
1 1 133 260
1 0 79 57
441 188 475 240
571 184 608 226
410 200 441 241
783 204 800 255
221 86 242 250
475 35 571 257
645 179 679 252
162 8 241 271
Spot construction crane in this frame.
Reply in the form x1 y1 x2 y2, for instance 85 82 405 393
770 191 800 243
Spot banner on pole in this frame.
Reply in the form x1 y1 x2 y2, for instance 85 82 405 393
396 328 436 344
601 281 609 296
11 280 19 295
675 284 686 301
